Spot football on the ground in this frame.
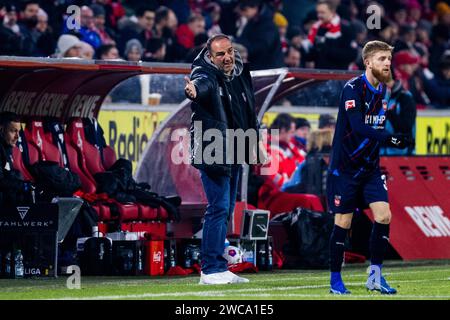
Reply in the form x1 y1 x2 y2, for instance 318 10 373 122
223 245 243 264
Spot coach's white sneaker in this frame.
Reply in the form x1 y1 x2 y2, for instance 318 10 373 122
199 271 232 285
224 271 250 283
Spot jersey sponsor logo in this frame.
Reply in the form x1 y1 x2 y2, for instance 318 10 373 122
347 83 355 89
365 115 386 127
345 100 356 111
334 195 341 207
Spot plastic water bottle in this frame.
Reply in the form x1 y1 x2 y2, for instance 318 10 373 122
163 247 169 271
5 252 11 276
191 246 200 265
243 249 254 265
92 226 99 237
14 250 24 278
169 247 176 268
184 246 191 268
137 248 143 271
267 245 273 271
258 244 266 270
125 249 133 271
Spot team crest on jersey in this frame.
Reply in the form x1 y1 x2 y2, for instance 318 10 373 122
345 100 355 111
334 195 341 207
382 100 388 111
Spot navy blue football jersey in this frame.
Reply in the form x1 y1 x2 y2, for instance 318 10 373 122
329 74 391 177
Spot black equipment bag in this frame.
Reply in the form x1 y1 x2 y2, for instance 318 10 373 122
79 237 112 275
273 208 334 269
30 160 81 199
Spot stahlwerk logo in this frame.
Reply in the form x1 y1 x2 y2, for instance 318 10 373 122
0 207 54 228
17 207 30 220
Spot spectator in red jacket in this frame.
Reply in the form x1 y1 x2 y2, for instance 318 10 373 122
261 113 296 188
175 14 205 51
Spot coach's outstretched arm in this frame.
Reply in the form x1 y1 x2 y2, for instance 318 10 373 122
184 72 214 103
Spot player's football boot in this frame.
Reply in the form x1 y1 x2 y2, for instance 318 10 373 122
330 280 351 295
366 273 397 294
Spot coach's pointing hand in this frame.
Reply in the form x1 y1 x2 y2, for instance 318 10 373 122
184 76 197 99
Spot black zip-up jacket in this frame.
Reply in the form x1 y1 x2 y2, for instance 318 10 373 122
0 140 26 205
187 47 260 177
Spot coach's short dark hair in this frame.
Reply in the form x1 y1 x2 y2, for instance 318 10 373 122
206 34 231 54
0 111 20 128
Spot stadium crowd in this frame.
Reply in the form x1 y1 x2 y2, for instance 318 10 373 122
0 0 449 108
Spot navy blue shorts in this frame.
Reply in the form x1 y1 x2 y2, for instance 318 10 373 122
326 169 388 214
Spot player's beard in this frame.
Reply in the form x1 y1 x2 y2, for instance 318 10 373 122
372 67 391 84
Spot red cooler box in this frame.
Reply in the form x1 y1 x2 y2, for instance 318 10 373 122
144 240 164 276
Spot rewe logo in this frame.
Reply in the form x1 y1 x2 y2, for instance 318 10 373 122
17 207 30 220
404 206 450 237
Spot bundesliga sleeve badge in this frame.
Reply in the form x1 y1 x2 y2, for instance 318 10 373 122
345 100 355 111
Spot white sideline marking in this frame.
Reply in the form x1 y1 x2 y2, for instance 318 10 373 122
92 267 450 288
52 278 449 300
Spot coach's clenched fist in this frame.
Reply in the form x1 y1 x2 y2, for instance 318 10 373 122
184 76 197 99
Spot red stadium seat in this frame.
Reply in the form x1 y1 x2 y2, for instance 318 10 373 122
64 136 96 194
102 145 116 170
65 118 105 175
24 120 63 166
65 118 140 222
137 204 158 220
11 145 34 181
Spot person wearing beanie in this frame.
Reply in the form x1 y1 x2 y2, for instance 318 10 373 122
274 12 289 54
55 34 82 58
436 1 450 24
79 41 94 59
393 50 420 91
124 38 143 62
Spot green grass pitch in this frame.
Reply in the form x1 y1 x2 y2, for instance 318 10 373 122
1 260 449 300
